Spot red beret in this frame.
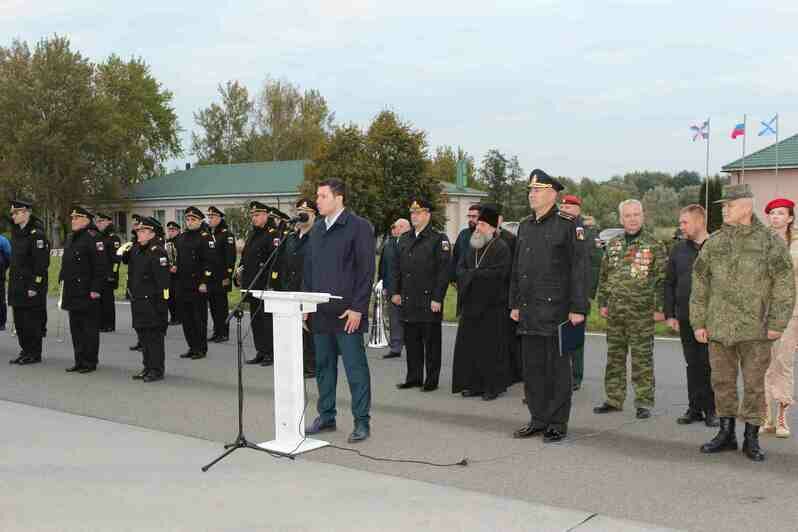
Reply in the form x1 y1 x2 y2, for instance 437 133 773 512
765 198 795 214
561 194 582 206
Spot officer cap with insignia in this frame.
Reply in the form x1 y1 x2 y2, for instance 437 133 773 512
478 204 500 228
138 216 163 232
409 198 434 212
207 205 224 217
714 183 754 203
166 221 180 230
184 205 204 220
267 206 290 221
249 200 269 214
70 205 94 220
132 214 143 223
10 199 33 211
95 212 112 221
528 169 564 191
561 194 582 206
295 198 318 214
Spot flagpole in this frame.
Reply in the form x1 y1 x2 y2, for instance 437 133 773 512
775 114 780 180
705 118 711 227
741 114 747 183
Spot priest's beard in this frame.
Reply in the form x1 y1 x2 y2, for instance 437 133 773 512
470 230 492 250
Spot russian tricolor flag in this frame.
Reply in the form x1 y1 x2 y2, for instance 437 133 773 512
731 122 745 139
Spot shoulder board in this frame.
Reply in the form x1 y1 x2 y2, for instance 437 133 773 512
201 232 208 236
519 214 534 223
558 211 576 222
151 246 161 251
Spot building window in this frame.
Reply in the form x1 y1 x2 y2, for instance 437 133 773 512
174 209 185 228
154 209 166 225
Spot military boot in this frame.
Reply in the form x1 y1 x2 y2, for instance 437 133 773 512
700 417 737 453
742 423 766 462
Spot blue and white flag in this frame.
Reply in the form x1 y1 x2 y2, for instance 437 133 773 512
690 120 709 141
758 115 778 136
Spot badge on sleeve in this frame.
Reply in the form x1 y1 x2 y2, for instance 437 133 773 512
209 240 215 249
227 236 234 244
36 240 44 249
114 241 120 248
163 288 170 300
273 238 280 247
96 241 105 252
576 227 585 241
159 257 168 267
441 240 450 252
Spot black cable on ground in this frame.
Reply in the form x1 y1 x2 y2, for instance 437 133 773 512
327 444 468 467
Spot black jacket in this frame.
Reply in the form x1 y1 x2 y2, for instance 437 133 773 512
174 225 214 299
378 235 401 295
128 238 170 329
664 238 703 322
509 206 588 336
59 225 109 312
278 230 310 292
209 221 237 293
238 224 279 292
302 210 375 334
99 225 122 289
391 224 451 323
450 226 473 282
456 235 511 318
9 217 50 308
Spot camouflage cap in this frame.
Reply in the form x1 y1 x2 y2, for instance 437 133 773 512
714 183 754 203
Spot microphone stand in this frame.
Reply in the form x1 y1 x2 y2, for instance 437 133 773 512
202 220 298 472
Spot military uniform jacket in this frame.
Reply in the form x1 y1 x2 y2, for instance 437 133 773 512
239 225 278 292
128 239 170 329
209 222 237 294
278 230 310 292
690 217 795 346
59 226 110 312
391 224 451 323
100 225 122 289
596 228 667 315
509 207 587 336
9 217 50 308
174 226 214 299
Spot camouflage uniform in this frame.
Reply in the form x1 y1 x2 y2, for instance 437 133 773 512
690 216 795 424
596 229 667 409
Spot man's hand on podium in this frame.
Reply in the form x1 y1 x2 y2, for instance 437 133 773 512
339 309 362 334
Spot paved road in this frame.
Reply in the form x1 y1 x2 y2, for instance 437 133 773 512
1 300 797 532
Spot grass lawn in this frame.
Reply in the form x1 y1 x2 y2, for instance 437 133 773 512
47 256 676 336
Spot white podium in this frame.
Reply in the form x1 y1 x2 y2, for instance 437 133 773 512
244 290 338 456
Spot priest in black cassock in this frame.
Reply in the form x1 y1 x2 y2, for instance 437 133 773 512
451 205 513 401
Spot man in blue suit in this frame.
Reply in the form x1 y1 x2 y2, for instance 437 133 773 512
378 218 410 359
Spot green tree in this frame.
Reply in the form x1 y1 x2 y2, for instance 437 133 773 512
699 176 725 233
191 80 253 165
678 185 700 206
427 145 476 186
643 185 680 227
478 149 509 205
623 171 672 196
672 170 702 191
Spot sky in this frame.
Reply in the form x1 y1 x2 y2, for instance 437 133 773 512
4 0 798 180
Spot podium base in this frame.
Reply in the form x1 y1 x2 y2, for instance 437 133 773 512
258 438 329 456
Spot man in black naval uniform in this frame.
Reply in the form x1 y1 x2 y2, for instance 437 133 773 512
509 170 588 443
8 199 50 365
94 213 122 332
60 206 110 374
278 198 318 378
391 198 451 392
165 221 182 325
175 206 214 360
237 201 278 366
206 206 236 343
128 217 171 382
126 214 144 351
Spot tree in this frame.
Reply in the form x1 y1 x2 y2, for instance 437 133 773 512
643 185 680 227
623 171 672 196
672 170 702 191
478 149 509 205
678 185 700 207
699 176 725 233
427 145 476 186
191 80 253 165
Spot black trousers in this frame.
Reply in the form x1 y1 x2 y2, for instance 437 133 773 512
303 317 316 373
168 277 181 322
13 306 45 357
69 305 101 368
208 290 229 337
140 326 167 375
0 269 6 327
249 299 273 356
522 334 572 432
678 319 715 413
99 284 115 330
181 296 208 355
403 321 442 387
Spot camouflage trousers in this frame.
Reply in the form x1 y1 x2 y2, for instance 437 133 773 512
709 340 771 424
604 313 655 409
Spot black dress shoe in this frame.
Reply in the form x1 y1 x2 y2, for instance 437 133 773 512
10 352 26 364
421 384 438 392
396 382 422 389
572 383 581 391
482 392 498 401
636 407 651 419
304 370 316 379
207 335 219 342
461 390 481 397
168 320 181 326
513 423 545 439
190 352 207 360
132 370 148 380
17 355 42 365
677 408 704 425
593 402 622 414
543 428 566 443
246 353 266 364
260 356 274 367
99 327 115 333
78 366 97 374
179 352 195 359
143 372 164 383
129 344 143 351
65 365 83 372
382 352 401 359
